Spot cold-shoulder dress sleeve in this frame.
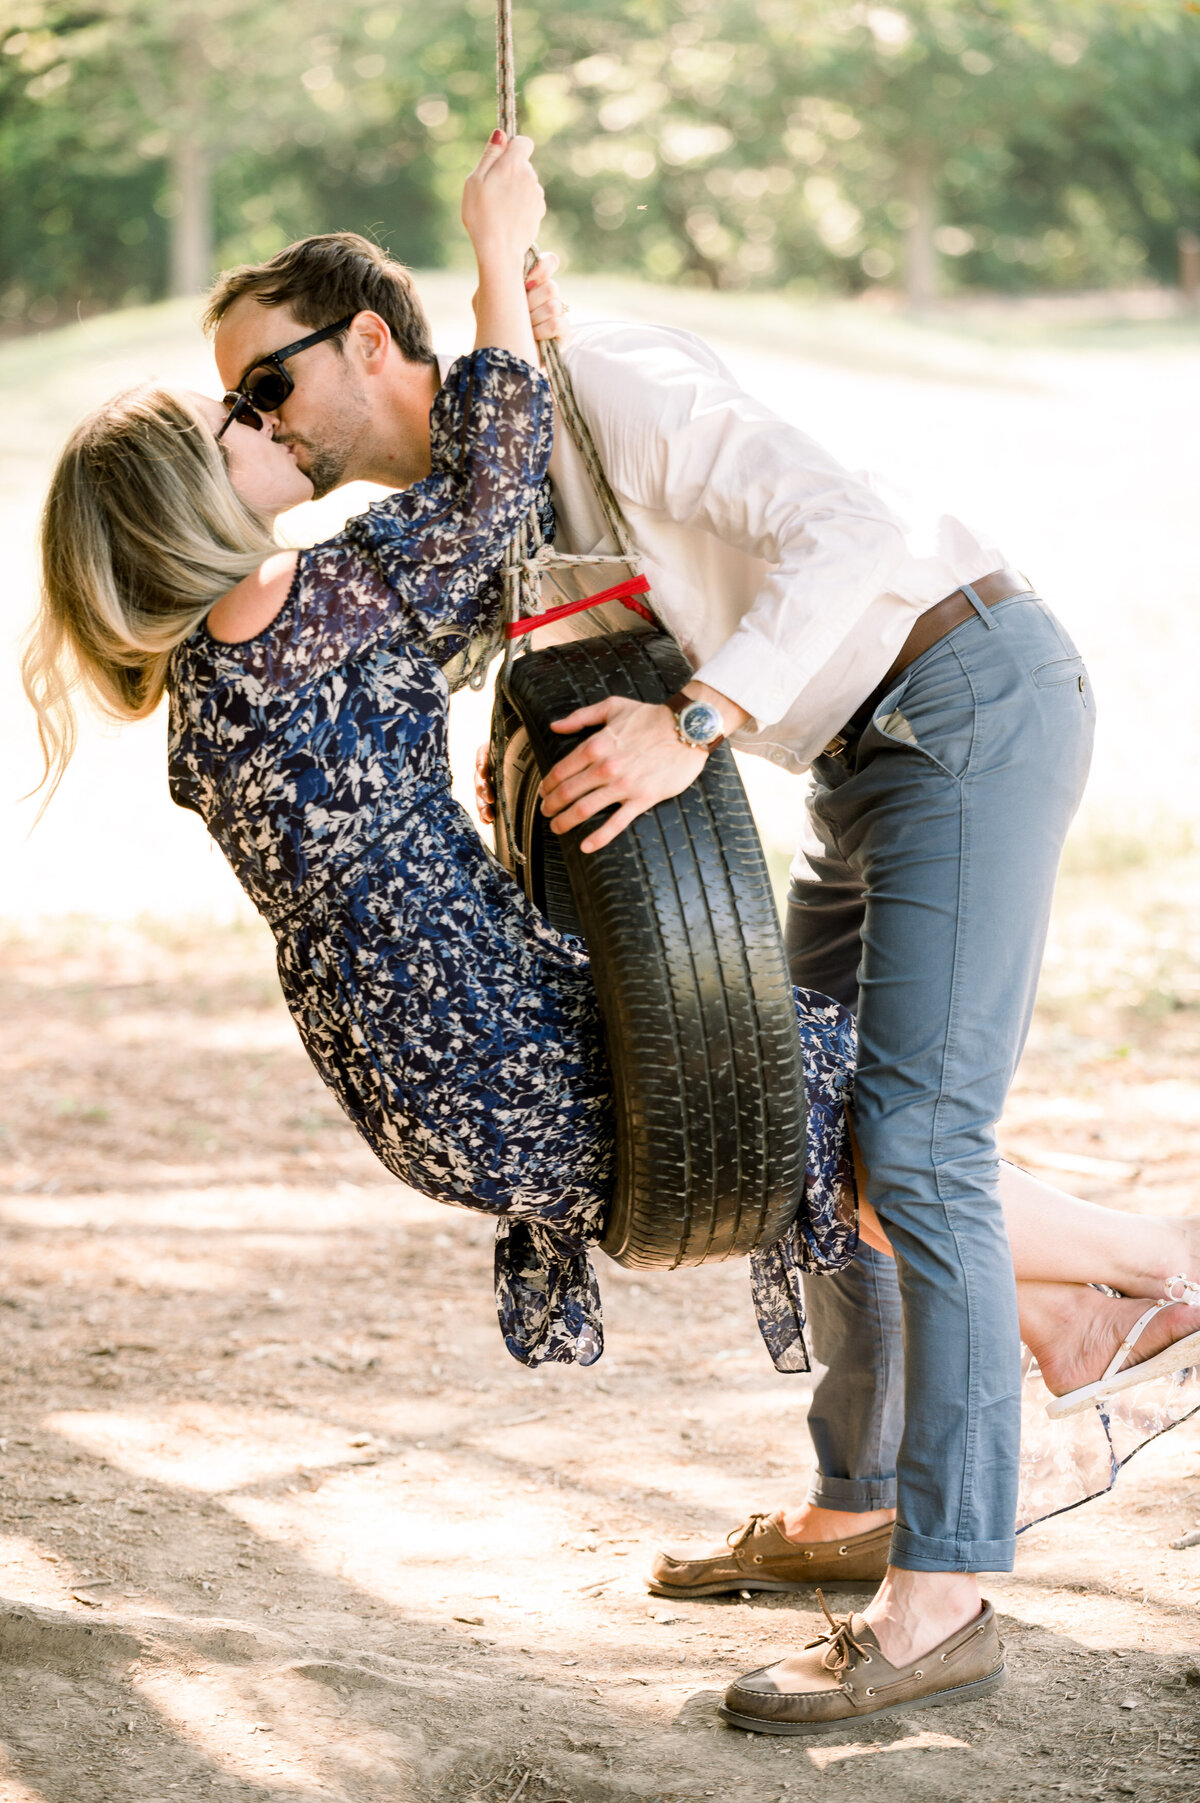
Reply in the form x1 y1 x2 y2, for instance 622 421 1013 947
240 348 554 697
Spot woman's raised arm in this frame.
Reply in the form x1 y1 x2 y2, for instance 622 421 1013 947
299 134 553 673
463 131 545 368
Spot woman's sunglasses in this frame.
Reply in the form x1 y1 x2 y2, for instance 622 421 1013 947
215 313 357 441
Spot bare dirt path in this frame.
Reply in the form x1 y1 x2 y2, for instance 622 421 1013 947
1 878 1198 1803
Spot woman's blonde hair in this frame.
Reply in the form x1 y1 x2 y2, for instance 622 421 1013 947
22 384 277 807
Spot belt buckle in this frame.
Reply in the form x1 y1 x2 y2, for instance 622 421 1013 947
822 732 848 757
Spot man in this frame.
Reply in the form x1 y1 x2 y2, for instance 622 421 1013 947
205 218 1093 1733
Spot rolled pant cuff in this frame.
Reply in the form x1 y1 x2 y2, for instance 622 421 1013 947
807 1474 898 1512
889 1524 1015 1574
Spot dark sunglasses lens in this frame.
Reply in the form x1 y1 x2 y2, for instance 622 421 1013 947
217 394 264 438
243 367 291 411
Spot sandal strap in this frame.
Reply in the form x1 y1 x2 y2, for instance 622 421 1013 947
1100 1298 1175 1383
1165 1274 1200 1306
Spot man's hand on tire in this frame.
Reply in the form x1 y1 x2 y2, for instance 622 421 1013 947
541 684 747 854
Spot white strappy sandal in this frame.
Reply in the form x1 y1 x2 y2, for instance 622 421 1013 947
1046 1275 1200 1419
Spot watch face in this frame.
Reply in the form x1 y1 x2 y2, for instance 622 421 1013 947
679 700 723 745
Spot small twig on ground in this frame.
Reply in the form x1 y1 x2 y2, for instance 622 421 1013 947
577 1571 621 1594
504 1773 530 1803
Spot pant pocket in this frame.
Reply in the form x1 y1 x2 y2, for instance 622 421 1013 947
1032 654 1089 707
869 656 975 780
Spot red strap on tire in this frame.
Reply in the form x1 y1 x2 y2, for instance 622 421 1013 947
503 574 655 640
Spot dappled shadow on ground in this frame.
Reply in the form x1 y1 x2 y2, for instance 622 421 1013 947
0 921 1199 1802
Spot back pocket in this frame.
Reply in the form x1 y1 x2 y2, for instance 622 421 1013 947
1032 655 1086 691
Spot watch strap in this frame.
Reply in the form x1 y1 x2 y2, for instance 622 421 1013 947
665 690 726 751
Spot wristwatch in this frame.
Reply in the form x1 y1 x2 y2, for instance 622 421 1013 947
665 690 726 752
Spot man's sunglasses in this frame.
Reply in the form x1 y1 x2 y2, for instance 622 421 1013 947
215 313 357 440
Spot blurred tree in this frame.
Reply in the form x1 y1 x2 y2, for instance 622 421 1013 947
0 0 470 325
818 0 1200 301
1 0 1198 329
527 0 1200 299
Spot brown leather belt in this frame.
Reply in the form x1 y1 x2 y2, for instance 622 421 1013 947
823 566 1033 758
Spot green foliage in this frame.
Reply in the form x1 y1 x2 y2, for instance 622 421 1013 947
2 0 1198 328
526 0 1200 295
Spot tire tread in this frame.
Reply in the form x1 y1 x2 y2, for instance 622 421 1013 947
498 629 805 1268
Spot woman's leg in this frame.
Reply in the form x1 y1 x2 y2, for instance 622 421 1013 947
857 1159 1200 1395
992 1162 1199 1295
858 1158 1200 1296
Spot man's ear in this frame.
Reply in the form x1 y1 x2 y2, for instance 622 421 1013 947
348 311 393 374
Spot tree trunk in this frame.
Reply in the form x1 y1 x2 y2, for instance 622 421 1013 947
904 156 937 309
169 133 212 298
167 19 212 300
661 193 726 290
1179 228 1200 306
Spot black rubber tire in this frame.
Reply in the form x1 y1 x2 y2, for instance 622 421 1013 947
495 628 806 1269
494 695 584 939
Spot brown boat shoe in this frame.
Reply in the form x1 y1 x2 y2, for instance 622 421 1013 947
720 1591 1006 1735
648 1511 893 1599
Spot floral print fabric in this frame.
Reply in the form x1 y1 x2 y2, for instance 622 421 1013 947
162 343 1187 1536
166 346 859 1375
751 992 859 1374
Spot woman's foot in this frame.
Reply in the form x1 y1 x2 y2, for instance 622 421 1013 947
1021 1281 1200 1400
1136 1219 1200 1299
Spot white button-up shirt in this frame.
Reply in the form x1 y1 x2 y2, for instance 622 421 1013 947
548 319 1007 772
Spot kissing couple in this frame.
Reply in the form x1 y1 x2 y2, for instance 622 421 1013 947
25 132 1200 1734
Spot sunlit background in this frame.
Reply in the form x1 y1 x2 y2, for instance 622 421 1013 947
2 7 1200 1801
4 2 1200 327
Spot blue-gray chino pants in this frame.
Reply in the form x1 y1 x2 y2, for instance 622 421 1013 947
786 592 1094 1571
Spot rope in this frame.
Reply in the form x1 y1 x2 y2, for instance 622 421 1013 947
494 0 640 586
497 0 517 138
488 0 649 864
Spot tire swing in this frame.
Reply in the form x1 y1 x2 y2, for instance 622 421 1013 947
486 1 807 1269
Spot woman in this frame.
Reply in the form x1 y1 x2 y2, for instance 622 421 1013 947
22 139 1200 1432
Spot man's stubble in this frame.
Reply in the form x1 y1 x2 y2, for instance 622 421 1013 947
287 437 351 501
281 385 372 500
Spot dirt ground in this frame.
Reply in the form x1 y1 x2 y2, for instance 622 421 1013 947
1 852 1198 1803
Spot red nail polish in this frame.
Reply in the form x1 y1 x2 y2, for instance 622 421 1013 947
490 129 504 145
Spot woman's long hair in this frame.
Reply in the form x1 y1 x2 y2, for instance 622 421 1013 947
22 385 278 809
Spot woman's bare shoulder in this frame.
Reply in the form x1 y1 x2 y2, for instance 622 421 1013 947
206 550 300 645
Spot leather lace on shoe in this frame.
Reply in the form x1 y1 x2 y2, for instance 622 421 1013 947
727 1512 771 1552
808 1590 875 1701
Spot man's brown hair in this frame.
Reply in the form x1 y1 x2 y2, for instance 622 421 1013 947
202 232 435 363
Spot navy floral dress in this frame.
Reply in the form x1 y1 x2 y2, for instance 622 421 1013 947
167 348 859 1373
